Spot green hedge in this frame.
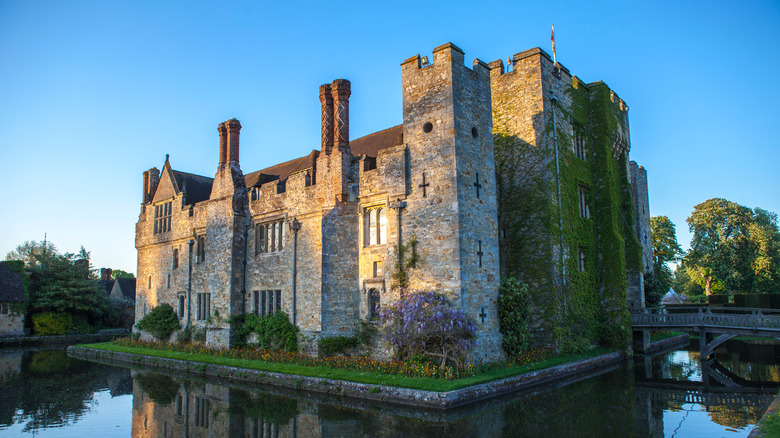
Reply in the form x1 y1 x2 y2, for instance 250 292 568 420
733 294 780 309
708 295 728 305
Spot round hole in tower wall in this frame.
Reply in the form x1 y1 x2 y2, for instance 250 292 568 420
471 127 478 138
423 122 433 133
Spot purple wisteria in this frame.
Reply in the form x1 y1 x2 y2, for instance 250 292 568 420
380 291 478 368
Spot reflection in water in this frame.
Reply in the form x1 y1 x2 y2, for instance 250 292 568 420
1 340 778 437
0 348 133 434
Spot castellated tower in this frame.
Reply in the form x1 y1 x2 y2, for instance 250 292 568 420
488 48 643 349
400 43 503 361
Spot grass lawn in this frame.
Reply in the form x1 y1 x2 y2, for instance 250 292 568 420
77 342 617 392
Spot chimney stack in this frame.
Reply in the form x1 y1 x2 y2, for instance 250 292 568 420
101 268 113 281
319 84 334 154
217 122 227 167
225 118 241 165
142 168 160 204
331 79 351 153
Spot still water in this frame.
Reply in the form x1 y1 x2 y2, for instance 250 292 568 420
0 339 777 437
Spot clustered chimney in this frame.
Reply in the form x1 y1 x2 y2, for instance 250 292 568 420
320 79 350 154
218 118 242 168
101 268 113 281
142 168 160 204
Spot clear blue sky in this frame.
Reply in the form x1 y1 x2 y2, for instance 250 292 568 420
1 0 778 274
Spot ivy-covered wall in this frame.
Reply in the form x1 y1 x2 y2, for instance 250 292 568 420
489 49 641 351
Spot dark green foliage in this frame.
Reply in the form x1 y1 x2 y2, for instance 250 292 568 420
27 252 108 325
231 391 298 425
733 294 780 309
136 304 180 341
320 318 377 356
320 336 359 356
232 312 298 352
498 278 531 357
32 312 73 335
134 373 180 405
708 294 728 305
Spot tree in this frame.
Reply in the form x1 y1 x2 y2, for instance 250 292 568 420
111 269 135 279
647 216 683 305
28 252 108 325
5 240 58 266
685 198 780 295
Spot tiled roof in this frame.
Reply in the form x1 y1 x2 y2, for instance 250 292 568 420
244 125 403 188
172 170 214 205
114 278 136 302
98 280 115 296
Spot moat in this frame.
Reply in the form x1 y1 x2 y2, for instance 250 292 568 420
1 339 778 437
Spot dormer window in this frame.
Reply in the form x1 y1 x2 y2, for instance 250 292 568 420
154 201 172 234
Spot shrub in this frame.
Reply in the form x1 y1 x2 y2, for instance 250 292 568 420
136 304 180 341
708 294 728 305
319 336 359 356
32 312 73 335
319 318 377 357
232 312 298 352
380 291 477 368
498 278 531 357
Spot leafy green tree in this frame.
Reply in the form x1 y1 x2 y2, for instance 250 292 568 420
685 198 780 295
28 252 108 325
647 216 683 305
111 269 135 279
5 240 57 266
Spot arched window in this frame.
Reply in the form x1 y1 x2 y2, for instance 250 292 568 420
368 288 380 319
365 208 387 246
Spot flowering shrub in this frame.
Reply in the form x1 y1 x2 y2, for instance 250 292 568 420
380 291 478 368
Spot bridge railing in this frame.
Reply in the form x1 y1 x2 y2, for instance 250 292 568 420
633 306 780 330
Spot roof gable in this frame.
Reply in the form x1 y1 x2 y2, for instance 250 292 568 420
112 278 136 302
152 160 180 203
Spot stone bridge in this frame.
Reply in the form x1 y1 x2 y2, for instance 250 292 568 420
631 307 780 359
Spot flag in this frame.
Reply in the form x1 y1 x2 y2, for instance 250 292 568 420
551 24 556 64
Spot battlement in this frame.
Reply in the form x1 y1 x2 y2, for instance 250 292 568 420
401 42 490 76
488 47 571 77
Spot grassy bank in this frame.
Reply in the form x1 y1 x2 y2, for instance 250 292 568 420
79 342 615 392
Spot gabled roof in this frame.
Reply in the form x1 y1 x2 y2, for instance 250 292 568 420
244 125 404 188
113 278 136 302
0 262 26 303
172 170 213 205
98 280 115 296
161 124 405 197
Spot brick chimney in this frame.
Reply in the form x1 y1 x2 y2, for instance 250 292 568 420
101 268 113 281
217 122 227 167
319 84 334 154
331 79 351 153
225 118 241 165
142 168 160 204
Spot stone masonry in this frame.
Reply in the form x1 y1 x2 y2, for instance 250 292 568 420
135 42 650 359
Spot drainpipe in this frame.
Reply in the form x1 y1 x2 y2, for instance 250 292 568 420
550 89 566 298
186 239 194 329
242 226 248 315
289 217 301 326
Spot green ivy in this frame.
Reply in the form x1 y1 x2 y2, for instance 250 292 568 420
391 235 419 290
497 278 531 357
136 304 180 341
231 312 299 352
492 79 637 351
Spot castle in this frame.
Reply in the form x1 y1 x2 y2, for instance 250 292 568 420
135 43 651 359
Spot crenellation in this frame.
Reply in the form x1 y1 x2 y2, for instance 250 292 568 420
136 41 646 359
